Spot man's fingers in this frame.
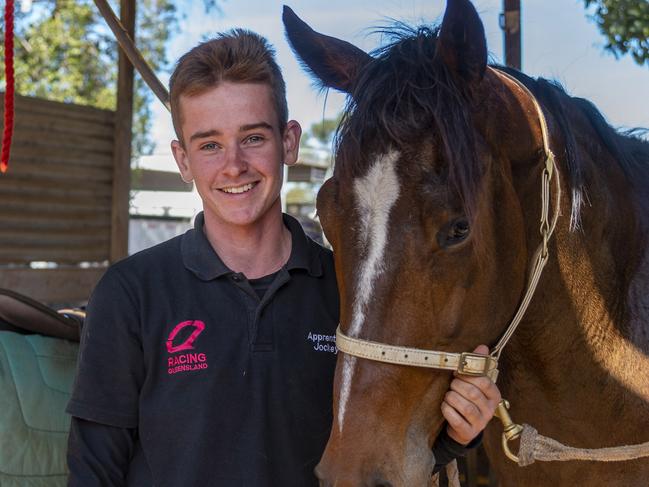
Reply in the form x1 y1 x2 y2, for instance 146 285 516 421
450 376 501 417
450 377 487 403
442 344 502 445
473 344 489 355
441 401 474 445
444 390 482 424
449 379 490 419
454 344 502 405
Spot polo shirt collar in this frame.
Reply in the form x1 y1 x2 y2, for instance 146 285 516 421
181 212 231 281
283 213 322 277
181 212 323 281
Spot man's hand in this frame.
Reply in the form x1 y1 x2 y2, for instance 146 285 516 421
441 345 501 445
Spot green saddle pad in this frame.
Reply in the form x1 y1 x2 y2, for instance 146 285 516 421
0 332 78 487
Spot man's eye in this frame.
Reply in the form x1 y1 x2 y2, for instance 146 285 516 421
246 135 264 144
200 142 218 151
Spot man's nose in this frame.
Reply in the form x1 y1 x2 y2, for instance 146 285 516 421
222 144 247 176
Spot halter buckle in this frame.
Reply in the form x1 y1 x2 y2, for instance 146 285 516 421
457 352 498 377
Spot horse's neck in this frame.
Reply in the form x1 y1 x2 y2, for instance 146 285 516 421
554 224 649 396
551 149 649 382
505 166 649 438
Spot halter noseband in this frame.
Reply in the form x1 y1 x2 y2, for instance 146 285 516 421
335 68 562 382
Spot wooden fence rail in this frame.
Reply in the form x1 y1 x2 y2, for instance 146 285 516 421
0 94 115 304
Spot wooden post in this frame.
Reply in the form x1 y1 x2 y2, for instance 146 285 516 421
110 0 135 262
501 0 522 70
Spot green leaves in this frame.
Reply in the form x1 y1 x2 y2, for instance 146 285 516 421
0 0 186 157
584 0 649 67
303 114 343 147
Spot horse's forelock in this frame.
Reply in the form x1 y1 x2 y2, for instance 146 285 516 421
333 25 486 223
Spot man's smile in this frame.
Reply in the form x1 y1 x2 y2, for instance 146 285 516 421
218 182 259 194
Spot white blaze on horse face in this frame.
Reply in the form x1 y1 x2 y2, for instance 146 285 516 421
349 149 401 336
338 150 401 433
338 354 357 433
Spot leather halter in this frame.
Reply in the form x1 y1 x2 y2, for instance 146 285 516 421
335 68 562 381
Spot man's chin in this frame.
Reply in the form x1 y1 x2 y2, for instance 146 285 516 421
204 207 280 230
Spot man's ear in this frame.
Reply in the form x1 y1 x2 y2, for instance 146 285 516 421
282 120 302 167
171 140 194 183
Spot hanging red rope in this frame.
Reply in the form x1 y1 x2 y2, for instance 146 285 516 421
1 0 15 174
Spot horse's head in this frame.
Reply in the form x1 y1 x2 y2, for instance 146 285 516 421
285 0 551 484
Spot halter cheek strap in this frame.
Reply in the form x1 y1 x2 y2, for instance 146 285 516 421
335 67 561 380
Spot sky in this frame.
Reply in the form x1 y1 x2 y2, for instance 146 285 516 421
134 0 649 215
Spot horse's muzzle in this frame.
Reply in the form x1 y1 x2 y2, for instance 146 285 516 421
315 454 433 487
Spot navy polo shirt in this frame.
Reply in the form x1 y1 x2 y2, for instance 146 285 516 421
67 213 340 487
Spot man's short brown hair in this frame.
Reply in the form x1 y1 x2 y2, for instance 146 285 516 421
169 29 288 143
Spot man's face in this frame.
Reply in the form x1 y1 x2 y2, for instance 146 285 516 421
171 82 300 230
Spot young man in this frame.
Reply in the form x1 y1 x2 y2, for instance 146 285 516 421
66 30 500 486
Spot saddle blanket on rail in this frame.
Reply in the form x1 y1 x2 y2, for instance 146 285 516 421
0 331 78 487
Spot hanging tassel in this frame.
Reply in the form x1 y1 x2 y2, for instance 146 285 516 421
1 0 15 174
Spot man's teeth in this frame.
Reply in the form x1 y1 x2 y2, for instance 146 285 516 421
221 183 255 194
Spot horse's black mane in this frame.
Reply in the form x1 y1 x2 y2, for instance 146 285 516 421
336 25 486 216
335 25 649 224
497 66 649 228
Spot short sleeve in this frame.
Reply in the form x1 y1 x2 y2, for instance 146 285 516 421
66 267 144 428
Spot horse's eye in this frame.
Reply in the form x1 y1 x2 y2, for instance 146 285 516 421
437 218 470 248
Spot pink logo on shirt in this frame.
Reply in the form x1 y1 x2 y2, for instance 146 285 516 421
166 320 206 353
166 320 209 375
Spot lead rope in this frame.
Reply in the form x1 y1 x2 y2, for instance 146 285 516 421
510 424 649 466
430 460 460 487
519 424 649 465
434 425 649 487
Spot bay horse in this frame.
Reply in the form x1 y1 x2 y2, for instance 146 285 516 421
283 1 649 485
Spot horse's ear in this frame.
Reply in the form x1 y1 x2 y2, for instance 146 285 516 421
436 0 488 82
283 6 372 93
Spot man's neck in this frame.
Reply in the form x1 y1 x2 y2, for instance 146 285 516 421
202 210 292 279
